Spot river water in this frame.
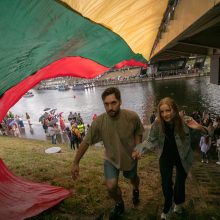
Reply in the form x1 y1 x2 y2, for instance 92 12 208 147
11 76 220 127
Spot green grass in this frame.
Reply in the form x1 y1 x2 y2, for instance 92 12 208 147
0 136 220 219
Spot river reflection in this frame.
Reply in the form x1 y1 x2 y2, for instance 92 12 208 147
11 76 220 125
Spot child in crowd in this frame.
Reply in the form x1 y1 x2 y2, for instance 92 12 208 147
199 135 211 163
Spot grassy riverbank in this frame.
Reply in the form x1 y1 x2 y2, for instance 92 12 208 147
0 136 220 220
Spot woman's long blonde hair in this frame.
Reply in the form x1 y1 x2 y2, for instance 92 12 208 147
157 97 186 139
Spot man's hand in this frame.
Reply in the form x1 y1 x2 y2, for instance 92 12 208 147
132 150 142 160
71 163 79 180
70 142 89 181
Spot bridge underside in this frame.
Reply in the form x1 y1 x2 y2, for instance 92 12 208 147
151 2 220 84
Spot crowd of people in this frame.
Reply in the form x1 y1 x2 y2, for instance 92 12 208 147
0 111 32 137
193 111 220 165
39 110 90 148
149 109 220 166
0 109 91 150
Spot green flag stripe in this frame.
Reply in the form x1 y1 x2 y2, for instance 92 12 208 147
0 0 146 96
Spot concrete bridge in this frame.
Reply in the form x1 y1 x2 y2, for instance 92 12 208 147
150 0 220 85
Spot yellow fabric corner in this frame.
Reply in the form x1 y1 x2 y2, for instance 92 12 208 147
59 0 168 60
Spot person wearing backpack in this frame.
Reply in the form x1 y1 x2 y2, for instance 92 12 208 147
71 123 81 149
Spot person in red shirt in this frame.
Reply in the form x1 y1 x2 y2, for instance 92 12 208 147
92 113 97 121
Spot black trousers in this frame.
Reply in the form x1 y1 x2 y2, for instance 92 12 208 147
159 157 187 213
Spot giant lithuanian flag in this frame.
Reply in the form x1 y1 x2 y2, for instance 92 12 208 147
0 0 168 121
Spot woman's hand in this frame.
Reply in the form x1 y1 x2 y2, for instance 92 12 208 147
132 150 142 160
185 117 207 132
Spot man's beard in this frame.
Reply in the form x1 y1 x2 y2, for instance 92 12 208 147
107 110 119 117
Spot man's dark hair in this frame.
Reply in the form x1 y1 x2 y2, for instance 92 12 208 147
101 87 121 101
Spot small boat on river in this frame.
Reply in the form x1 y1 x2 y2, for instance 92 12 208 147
23 91 34 97
72 84 85 90
72 83 95 90
58 84 70 91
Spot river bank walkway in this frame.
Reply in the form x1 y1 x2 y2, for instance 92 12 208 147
95 72 209 87
37 68 210 90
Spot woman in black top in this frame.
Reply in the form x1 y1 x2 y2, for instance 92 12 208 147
133 97 208 220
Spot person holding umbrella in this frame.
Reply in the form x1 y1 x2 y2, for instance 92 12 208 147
48 117 58 126
39 110 51 134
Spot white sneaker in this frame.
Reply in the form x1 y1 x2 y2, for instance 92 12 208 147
174 204 183 214
216 161 220 165
161 210 171 220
